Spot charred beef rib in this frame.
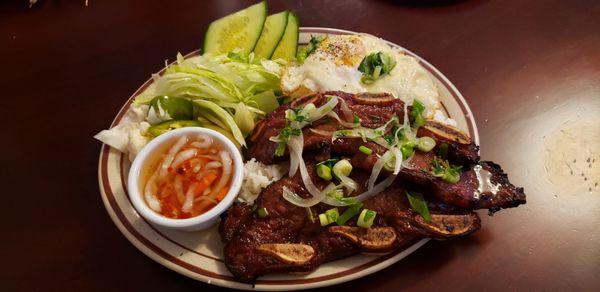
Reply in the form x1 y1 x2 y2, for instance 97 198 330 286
220 166 481 282
222 91 525 281
246 91 525 212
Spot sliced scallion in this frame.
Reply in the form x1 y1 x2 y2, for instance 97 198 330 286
336 202 363 225
406 191 432 221
325 208 340 223
416 136 436 152
319 213 330 226
359 145 373 155
357 209 377 228
316 164 332 181
332 159 353 178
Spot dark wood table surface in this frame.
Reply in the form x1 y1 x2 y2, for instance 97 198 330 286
3 0 599 290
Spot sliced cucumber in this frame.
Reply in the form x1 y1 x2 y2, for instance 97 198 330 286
271 12 299 60
252 11 289 60
203 1 267 55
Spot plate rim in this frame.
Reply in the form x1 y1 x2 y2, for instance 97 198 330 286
97 27 479 290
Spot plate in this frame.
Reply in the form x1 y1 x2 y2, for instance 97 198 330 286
98 27 479 290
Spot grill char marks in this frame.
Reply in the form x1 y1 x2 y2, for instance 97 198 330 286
224 91 525 281
220 164 482 282
246 91 479 168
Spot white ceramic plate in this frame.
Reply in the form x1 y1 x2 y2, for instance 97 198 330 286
98 27 479 291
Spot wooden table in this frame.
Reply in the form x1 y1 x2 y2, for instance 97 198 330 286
3 0 599 290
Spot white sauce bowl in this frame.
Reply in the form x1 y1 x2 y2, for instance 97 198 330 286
127 127 243 231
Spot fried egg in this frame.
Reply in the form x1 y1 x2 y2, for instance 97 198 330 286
281 34 454 125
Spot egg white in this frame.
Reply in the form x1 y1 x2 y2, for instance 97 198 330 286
281 34 451 123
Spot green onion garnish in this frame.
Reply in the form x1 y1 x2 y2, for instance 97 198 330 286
335 196 359 206
429 158 462 184
410 99 426 129
319 213 330 226
257 207 269 218
406 191 432 221
332 159 353 179
316 164 332 181
275 142 286 156
416 136 436 152
325 208 340 223
400 141 415 159
318 208 340 226
358 52 396 84
297 35 326 62
336 202 363 225
328 189 344 199
359 145 373 155
357 209 377 228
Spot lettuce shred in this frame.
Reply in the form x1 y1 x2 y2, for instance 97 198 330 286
134 52 285 147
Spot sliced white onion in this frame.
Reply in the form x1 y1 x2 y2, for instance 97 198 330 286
391 147 403 175
308 128 334 137
209 150 232 199
354 174 397 202
181 182 197 213
307 95 339 122
327 111 357 128
144 169 161 212
191 134 212 149
335 95 354 122
171 149 197 169
292 146 321 197
174 175 185 204
282 133 329 207
195 169 216 181
287 135 303 176
158 136 187 179
369 151 392 190
337 173 358 192
402 152 416 169
204 161 222 170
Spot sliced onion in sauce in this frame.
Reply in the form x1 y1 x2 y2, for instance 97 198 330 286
158 136 187 179
171 149 198 170
194 195 217 204
191 134 212 149
204 161 222 170
209 150 232 199
174 175 185 204
181 182 197 213
144 169 161 212
197 154 220 161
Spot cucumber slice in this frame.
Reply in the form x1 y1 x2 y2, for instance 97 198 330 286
203 1 267 55
252 11 289 60
271 12 299 60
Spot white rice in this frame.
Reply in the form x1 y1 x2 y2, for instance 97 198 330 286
238 158 287 204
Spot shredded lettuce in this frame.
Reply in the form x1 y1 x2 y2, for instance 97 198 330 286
134 52 282 147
